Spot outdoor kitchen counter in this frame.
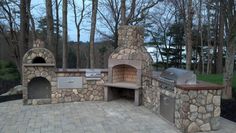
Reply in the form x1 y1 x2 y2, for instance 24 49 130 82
56 68 108 73
144 70 224 132
176 80 224 90
174 81 223 132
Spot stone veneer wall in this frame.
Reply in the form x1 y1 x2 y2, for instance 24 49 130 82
142 76 160 113
51 70 108 103
175 88 221 132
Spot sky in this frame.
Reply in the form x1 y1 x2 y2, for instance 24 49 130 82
31 1 91 42
30 1 174 62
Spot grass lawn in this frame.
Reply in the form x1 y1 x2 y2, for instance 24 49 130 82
197 74 236 93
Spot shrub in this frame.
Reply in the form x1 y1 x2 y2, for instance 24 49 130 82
0 60 20 80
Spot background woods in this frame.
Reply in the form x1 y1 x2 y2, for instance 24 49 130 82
0 0 236 99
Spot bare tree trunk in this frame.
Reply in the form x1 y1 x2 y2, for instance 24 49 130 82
206 1 212 74
185 0 193 70
201 31 204 73
114 27 118 48
125 0 136 24
120 0 136 25
55 0 59 63
20 0 29 72
46 0 54 55
62 0 68 69
216 0 224 73
121 0 126 25
196 0 203 73
197 0 204 73
222 0 236 99
223 39 235 99
76 29 81 68
27 0 36 42
72 0 86 68
212 3 219 73
89 0 98 68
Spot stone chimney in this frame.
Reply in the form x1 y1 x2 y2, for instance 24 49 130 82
108 26 153 84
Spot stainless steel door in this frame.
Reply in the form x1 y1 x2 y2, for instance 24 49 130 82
160 94 175 123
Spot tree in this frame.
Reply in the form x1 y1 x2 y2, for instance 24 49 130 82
216 0 224 73
147 1 185 69
171 0 194 70
27 0 36 41
62 0 68 69
97 0 121 48
20 0 29 70
98 0 159 48
120 0 127 25
71 0 87 68
185 0 194 70
222 0 236 99
206 0 212 74
55 0 60 63
45 0 54 56
89 0 98 68
0 0 21 73
98 46 107 68
197 0 204 73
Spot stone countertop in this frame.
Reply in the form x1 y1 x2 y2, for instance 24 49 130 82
23 64 55 67
176 80 224 90
150 71 224 91
56 68 108 73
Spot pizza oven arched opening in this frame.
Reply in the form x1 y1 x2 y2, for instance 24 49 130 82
28 77 51 99
32 57 46 63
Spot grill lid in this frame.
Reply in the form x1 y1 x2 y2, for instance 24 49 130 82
160 67 196 85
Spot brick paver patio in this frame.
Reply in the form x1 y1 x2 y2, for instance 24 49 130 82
0 100 235 133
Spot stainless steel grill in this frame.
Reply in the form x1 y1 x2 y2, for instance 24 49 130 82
160 67 196 84
159 67 196 92
159 67 196 123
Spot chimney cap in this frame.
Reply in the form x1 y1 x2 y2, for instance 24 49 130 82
33 39 45 48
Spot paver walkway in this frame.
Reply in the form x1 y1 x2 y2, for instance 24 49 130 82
0 100 235 133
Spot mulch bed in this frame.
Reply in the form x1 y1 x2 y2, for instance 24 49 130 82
0 94 22 103
0 80 20 95
221 99 236 122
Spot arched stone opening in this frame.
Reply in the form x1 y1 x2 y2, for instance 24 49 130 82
32 57 46 63
28 77 51 99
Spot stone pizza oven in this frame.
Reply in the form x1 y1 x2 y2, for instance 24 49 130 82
22 40 56 105
104 26 153 105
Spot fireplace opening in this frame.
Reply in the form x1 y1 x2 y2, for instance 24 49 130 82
119 89 134 99
108 87 135 100
28 77 51 99
32 57 46 63
112 64 137 83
